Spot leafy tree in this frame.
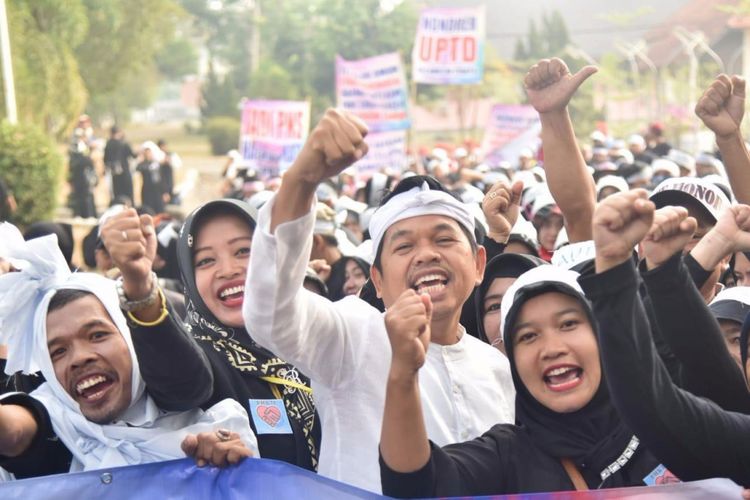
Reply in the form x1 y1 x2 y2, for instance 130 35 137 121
248 59 302 100
201 63 241 119
156 38 199 80
543 11 570 55
514 10 570 62
0 122 63 228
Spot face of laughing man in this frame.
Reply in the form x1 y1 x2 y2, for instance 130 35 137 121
371 214 485 324
46 294 133 424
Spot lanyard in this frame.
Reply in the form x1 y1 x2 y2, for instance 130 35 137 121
260 375 313 396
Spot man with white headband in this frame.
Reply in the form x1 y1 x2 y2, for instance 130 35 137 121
243 109 514 493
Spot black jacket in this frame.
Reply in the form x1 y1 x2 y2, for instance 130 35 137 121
580 258 750 484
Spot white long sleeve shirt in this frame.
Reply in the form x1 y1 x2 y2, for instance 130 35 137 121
244 196 515 493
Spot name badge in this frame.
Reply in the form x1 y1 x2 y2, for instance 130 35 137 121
248 399 293 435
643 464 680 486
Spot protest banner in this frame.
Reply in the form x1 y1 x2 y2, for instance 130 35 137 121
0 458 741 500
351 129 407 182
239 100 310 179
336 53 410 132
412 6 485 85
481 104 541 166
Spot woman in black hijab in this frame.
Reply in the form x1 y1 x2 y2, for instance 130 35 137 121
132 199 320 471
380 266 670 497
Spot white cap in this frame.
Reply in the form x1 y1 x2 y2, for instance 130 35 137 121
627 134 646 147
667 149 696 176
650 176 731 221
651 158 680 179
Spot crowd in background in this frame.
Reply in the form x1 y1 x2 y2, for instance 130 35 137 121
0 58 749 497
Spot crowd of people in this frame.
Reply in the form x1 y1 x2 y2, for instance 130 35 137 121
0 57 749 496
67 115 183 220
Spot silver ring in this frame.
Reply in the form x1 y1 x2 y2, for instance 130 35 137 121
122 230 128 241
216 428 231 442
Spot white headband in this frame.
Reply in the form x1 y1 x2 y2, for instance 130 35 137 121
368 182 475 261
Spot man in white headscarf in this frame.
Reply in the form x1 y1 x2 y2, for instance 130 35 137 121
243 109 515 493
0 220 257 478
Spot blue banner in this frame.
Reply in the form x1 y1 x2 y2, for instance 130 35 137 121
0 458 381 500
0 458 741 499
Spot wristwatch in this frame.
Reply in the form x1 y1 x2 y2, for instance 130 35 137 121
116 271 160 311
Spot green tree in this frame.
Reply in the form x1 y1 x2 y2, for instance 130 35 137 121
514 10 570 62
201 63 241 119
248 59 302 100
156 38 199 80
543 11 570 55
0 122 63 228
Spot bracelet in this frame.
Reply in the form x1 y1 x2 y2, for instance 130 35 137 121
116 271 160 311
126 288 168 327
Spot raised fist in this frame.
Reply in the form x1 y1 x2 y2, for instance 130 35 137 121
695 74 745 140
524 58 598 114
704 204 750 257
290 108 369 186
100 208 157 300
642 206 697 270
592 189 654 272
483 180 524 243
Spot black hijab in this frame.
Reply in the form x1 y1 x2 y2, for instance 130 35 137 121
501 270 637 485
177 198 318 468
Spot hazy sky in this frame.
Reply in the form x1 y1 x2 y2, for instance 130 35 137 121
434 0 690 58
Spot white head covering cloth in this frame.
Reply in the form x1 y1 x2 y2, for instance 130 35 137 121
0 224 256 471
367 182 475 261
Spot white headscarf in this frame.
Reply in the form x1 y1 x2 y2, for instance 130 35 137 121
0 224 257 471
368 182 475 261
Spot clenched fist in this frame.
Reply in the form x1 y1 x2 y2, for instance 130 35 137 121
290 108 369 186
385 290 433 379
592 190 655 273
642 207 697 270
695 74 745 140
483 180 524 243
100 208 157 300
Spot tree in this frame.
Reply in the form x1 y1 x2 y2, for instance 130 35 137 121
201 63 241 119
0 0 186 133
514 10 570 62
156 38 199 80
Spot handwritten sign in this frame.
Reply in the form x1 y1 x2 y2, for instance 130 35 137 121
239 100 310 179
336 53 410 132
412 6 485 85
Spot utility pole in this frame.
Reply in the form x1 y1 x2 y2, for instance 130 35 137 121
673 27 725 151
616 40 657 120
0 0 17 124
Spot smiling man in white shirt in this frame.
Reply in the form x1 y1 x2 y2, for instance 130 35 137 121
243 109 515 493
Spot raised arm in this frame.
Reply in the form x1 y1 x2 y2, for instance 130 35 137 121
101 209 213 410
695 75 750 204
271 109 368 232
244 111 378 389
380 290 432 474
525 58 597 242
585 190 750 483
642 206 750 413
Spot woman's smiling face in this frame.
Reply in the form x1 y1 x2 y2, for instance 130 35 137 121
511 291 601 413
193 213 253 328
